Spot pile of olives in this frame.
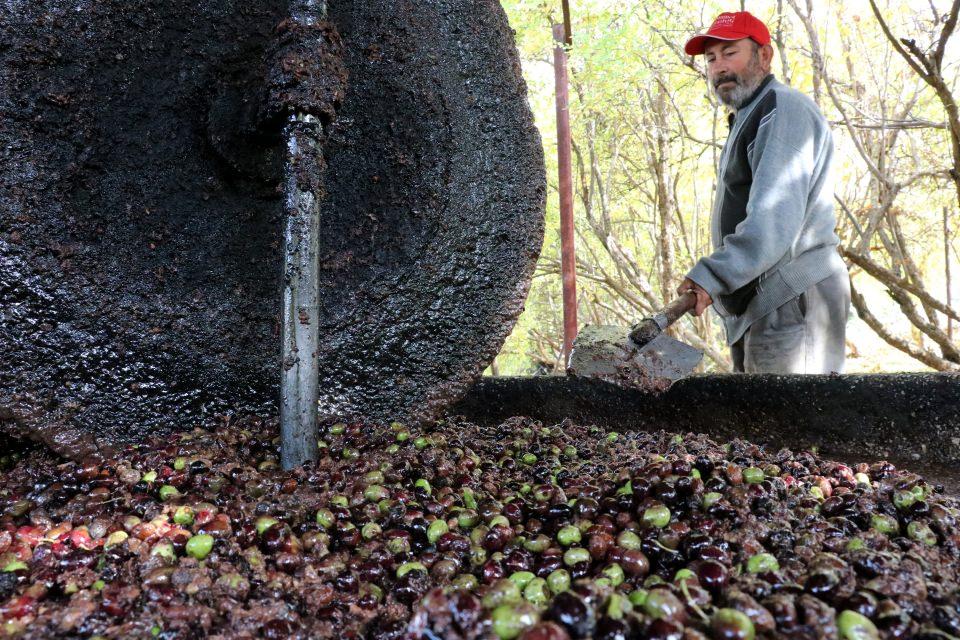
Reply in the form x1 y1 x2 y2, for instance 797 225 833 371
1 414 959 639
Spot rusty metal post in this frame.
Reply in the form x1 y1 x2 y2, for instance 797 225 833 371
553 19 577 367
946 206 953 340
561 0 573 46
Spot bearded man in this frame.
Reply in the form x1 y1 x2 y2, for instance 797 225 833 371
679 11 851 374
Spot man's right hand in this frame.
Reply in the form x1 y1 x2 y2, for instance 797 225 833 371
677 278 713 317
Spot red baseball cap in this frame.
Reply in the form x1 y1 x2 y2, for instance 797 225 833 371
684 11 771 56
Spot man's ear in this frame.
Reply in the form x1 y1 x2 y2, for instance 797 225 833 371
760 43 775 71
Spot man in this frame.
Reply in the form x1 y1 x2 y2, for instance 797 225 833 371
680 11 850 374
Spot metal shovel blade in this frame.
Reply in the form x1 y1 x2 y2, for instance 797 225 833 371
567 325 703 391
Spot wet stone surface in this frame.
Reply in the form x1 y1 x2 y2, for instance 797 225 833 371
0 0 545 458
2 416 960 638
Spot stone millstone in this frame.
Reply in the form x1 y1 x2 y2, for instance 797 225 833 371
0 0 546 458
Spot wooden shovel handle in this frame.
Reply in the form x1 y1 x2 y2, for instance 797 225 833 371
653 291 698 331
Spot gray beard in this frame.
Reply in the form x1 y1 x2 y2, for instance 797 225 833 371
712 71 765 110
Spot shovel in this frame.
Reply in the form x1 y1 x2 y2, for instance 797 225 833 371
567 292 703 391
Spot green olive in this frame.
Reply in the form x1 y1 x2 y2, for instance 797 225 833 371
396 561 427 578
491 603 538 640
702 492 723 508
606 593 632 620
712 608 756 640
617 530 642 550
642 504 671 528
524 534 551 553
415 478 432 495
563 547 591 566
643 589 684 621
173 506 194 526
907 521 937 546
363 470 385 485
185 534 214 560
458 509 480 529
453 574 479 590
508 571 536 590
845 537 866 552
547 569 571 593
523 577 549 606
482 578 522 608
557 525 582 546
255 516 279 535
2 560 28 573
602 563 625 587
746 552 780 573
150 541 176 562
870 514 899 535
427 519 449 544
837 609 879 640
893 490 916 510
362 522 382 540
104 531 128 549
315 509 335 529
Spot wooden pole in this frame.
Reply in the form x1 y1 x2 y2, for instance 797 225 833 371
553 19 577 367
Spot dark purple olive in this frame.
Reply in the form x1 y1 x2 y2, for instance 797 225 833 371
645 619 684 640
844 591 878 619
764 594 798 630
696 559 728 592
932 605 960 635
804 570 840 600
504 549 533 573
545 592 595 638
535 554 564 578
594 616 630 640
574 498 600 520
519 621 573 640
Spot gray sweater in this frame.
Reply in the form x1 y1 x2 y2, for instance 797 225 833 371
687 75 847 345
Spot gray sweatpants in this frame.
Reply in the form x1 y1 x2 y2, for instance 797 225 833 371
730 270 850 374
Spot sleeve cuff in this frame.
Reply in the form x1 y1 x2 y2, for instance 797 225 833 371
686 261 730 317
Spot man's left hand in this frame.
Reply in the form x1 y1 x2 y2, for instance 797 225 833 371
677 278 713 316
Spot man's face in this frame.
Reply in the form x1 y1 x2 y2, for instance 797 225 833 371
704 38 768 109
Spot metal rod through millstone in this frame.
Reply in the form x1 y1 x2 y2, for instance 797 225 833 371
280 112 322 470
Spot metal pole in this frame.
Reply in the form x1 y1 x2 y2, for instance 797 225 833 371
553 20 578 367
280 0 326 469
